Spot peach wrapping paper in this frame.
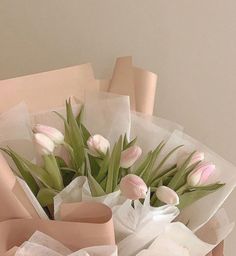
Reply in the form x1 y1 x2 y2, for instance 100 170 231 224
0 155 115 254
0 56 157 115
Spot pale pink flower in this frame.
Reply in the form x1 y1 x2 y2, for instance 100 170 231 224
34 133 55 155
120 145 142 169
33 124 64 145
187 162 216 187
155 186 179 205
177 151 204 168
120 174 147 200
87 134 110 156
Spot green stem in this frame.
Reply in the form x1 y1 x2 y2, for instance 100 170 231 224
43 154 64 191
151 167 177 187
176 184 189 195
150 193 156 206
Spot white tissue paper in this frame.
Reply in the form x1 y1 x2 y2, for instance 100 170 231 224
15 231 118 256
138 208 234 256
14 208 233 256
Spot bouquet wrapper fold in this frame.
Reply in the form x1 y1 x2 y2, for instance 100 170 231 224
0 155 115 255
0 56 157 115
3 231 118 256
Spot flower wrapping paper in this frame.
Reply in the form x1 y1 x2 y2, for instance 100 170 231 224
0 57 235 255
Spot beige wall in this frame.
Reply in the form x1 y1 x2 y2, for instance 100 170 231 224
0 0 236 254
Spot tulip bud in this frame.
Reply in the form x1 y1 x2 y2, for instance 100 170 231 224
34 133 55 155
120 174 148 200
155 186 179 205
187 162 216 187
87 134 110 156
177 151 204 169
120 145 142 169
33 124 64 145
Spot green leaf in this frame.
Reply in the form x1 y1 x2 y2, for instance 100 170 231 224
43 154 64 191
112 136 123 190
151 166 177 187
168 151 196 190
80 124 91 144
190 183 225 191
0 148 39 195
15 154 54 189
60 167 77 173
53 111 71 144
62 142 77 169
123 137 137 150
134 151 153 176
2 148 54 189
66 100 85 170
123 134 129 149
141 141 166 184
60 168 76 187
178 183 224 210
96 151 110 183
55 156 67 168
174 160 202 189
37 188 57 207
150 144 183 183
100 177 107 191
106 136 123 193
87 170 106 197
76 105 84 124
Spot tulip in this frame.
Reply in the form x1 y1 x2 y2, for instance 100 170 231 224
34 133 55 155
87 134 110 156
33 124 64 145
187 162 216 187
120 145 142 169
177 151 204 169
120 174 148 200
155 186 179 205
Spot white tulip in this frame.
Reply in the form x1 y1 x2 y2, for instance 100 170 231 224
33 124 64 145
34 133 55 155
87 134 110 156
156 186 179 205
120 145 142 168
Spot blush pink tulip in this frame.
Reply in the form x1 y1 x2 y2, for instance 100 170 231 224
120 174 148 200
33 124 64 145
187 162 216 187
87 134 110 156
120 145 142 169
34 133 55 155
177 151 205 168
155 186 179 205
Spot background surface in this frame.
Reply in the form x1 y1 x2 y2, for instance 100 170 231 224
0 1 236 254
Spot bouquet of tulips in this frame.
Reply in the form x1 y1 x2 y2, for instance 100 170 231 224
0 95 235 256
0 58 235 256
1 100 224 214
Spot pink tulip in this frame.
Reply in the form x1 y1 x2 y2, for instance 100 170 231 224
34 133 55 155
87 134 110 156
155 186 179 205
33 124 64 145
120 145 142 169
120 174 148 200
177 151 204 168
187 162 216 187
